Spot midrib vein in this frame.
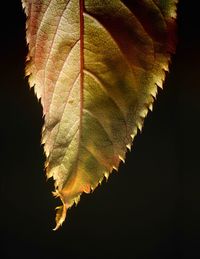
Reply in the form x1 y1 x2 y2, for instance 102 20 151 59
76 0 84 166
80 0 84 120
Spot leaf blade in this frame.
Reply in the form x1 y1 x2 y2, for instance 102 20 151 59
22 0 178 229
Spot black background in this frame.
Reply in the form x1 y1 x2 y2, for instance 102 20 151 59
0 1 200 258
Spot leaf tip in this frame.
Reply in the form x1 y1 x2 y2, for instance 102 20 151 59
53 204 67 231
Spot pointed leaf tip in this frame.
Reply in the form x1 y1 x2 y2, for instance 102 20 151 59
53 204 67 231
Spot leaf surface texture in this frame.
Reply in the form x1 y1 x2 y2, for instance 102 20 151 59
22 0 178 229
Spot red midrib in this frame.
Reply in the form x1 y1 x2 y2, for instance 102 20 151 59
79 0 84 148
80 0 84 100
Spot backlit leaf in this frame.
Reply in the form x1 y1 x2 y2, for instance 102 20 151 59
22 0 178 229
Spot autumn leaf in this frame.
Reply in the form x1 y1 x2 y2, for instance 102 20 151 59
22 0 178 229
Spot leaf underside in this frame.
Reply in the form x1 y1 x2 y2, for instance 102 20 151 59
22 0 178 229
